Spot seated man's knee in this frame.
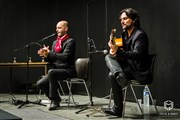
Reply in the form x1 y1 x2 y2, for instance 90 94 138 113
108 72 115 80
48 69 58 79
105 54 111 62
48 69 62 81
36 78 42 88
36 75 46 88
48 69 55 76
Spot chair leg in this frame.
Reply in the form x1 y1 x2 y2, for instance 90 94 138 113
57 88 62 98
108 88 112 109
146 86 159 115
66 81 76 106
83 81 91 104
58 81 65 95
122 87 128 118
38 89 42 100
130 84 143 115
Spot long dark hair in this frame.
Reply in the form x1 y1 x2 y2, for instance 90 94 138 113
120 8 140 27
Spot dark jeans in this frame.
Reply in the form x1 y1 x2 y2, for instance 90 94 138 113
105 54 124 76
105 54 124 109
108 72 123 109
36 69 70 101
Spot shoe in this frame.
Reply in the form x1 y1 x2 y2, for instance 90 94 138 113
102 107 122 117
48 100 60 111
116 73 130 89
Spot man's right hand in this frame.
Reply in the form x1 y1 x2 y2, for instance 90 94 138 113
37 45 50 57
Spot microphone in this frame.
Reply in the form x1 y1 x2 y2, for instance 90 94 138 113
89 49 108 54
95 50 108 54
41 33 57 42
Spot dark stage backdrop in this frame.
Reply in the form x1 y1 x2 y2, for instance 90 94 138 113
0 0 180 108
0 0 87 93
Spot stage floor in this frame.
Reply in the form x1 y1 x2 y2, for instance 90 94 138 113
0 93 180 120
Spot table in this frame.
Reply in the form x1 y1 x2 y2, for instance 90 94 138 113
0 62 48 95
0 62 48 74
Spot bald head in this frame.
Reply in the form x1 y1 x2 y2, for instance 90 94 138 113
56 20 69 37
58 20 68 27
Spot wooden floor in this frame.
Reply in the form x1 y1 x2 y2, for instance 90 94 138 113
0 94 180 120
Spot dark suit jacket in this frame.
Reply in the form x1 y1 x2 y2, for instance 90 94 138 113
45 37 76 76
117 27 151 84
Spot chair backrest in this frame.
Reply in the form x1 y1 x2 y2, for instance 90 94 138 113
75 58 90 79
133 54 156 85
148 54 156 75
143 54 156 84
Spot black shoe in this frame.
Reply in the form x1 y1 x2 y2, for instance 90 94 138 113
116 73 129 89
48 100 60 111
102 107 122 117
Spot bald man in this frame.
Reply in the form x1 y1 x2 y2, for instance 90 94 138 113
37 20 76 110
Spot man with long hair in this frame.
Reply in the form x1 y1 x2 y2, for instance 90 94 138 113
104 8 150 117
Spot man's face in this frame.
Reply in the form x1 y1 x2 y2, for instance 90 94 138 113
119 12 134 30
56 22 68 37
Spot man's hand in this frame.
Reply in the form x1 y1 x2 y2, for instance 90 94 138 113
109 48 117 56
108 40 118 56
37 45 50 57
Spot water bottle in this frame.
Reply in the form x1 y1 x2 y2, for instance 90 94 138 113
29 57 32 62
42 57 45 62
13 57 16 63
143 85 149 106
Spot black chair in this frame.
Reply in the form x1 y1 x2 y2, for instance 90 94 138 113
38 58 90 106
109 54 159 118
64 58 91 106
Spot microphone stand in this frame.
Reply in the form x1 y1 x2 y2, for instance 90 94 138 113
13 33 56 108
87 38 96 107
12 33 56 107
75 37 109 117
76 38 106 116
17 43 46 109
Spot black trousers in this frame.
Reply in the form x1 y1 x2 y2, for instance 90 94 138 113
36 69 70 101
105 54 124 109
